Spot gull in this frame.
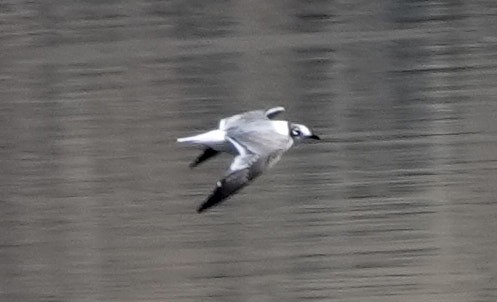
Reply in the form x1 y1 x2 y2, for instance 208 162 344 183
177 106 320 213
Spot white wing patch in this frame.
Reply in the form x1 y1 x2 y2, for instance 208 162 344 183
230 154 253 171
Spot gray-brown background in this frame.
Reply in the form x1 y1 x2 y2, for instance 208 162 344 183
1 1 497 301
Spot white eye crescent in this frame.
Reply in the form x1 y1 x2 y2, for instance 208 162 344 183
291 128 301 136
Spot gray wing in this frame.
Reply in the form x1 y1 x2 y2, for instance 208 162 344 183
227 120 293 156
197 152 283 213
219 106 285 130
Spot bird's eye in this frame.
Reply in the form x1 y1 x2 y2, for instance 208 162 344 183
291 128 301 136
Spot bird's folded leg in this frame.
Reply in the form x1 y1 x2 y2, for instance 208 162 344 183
189 148 219 168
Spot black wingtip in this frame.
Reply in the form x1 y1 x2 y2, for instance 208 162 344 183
196 190 223 213
195 158 256 214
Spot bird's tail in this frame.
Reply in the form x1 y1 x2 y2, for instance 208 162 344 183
176 136 196 143
176 130 226 145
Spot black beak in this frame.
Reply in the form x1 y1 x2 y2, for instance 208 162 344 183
309 134 321 140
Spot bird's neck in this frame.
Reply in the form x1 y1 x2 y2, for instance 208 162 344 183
272 120 290 137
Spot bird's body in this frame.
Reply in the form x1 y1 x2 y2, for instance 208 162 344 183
177 106 319 213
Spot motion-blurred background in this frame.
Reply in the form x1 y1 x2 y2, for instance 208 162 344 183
1 1 497 301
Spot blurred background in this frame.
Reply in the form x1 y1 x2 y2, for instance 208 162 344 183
1 1 497 301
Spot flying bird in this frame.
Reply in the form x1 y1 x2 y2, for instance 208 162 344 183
177 106 320 213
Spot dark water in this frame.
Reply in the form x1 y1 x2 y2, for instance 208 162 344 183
1 1 497 301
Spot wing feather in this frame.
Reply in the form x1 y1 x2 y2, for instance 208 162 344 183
219 107 285 130
197 152 283 213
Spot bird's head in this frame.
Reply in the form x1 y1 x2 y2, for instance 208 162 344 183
289 123 320 142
